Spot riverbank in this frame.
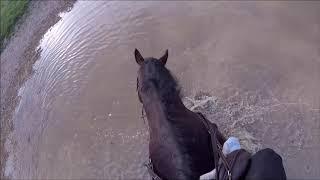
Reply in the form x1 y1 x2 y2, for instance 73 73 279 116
0 1 76 178
0 0 29 50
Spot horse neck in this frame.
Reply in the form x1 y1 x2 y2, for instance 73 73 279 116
142 88 186 133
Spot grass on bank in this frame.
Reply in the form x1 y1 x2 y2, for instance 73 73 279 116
0 0 29 46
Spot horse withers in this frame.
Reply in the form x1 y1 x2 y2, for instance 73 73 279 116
134 49 225 179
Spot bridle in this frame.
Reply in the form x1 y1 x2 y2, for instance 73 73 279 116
136 78 231 180
136 77 147 123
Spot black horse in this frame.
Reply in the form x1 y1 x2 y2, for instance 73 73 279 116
135 49 225 179
134 49 286 180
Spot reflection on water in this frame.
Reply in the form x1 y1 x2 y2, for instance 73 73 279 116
5 1 320 179
6 1 154 178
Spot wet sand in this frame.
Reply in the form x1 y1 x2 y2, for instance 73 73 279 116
1 1 320 179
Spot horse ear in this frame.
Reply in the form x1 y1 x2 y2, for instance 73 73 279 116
159 49 168 65
135 49 144 65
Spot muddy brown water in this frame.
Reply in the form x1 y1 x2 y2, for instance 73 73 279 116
4 1 320 179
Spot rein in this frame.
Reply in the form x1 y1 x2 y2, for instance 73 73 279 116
197 113 232 180
137 78 162 180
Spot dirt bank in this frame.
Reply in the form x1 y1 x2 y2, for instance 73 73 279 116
0 1 76 178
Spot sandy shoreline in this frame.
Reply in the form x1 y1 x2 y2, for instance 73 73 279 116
0 1 76 178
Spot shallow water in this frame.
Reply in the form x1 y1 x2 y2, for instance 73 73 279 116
5 1 320 179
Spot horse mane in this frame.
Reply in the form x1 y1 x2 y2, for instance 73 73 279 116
140 58 181 108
